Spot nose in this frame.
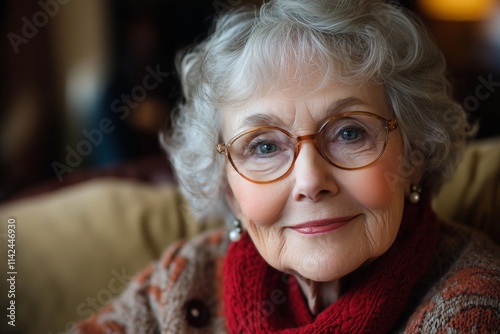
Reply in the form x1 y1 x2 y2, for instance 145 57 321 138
291 141 339 202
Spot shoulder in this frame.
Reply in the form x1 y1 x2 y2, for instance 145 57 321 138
74 229 229 333
405 221 500 332
160 226 230 267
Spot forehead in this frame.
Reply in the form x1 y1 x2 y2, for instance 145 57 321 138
220 80 390 136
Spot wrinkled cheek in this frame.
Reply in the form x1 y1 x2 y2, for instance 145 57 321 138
227 173 287 227
344 161 405 209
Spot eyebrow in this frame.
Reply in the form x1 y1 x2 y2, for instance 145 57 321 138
238 96 368 130
326 97 368 115
238 113 288 130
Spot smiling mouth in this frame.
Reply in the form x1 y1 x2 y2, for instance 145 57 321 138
290 215 359 235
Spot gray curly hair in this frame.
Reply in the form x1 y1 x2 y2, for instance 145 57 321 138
160 0 473 221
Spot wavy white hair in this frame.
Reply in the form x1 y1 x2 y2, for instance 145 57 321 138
160 0 473 221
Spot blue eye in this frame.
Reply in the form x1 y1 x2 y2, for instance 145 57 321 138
235 129 293 161
256 143 278 154
333 125 366 142
340 128 361 141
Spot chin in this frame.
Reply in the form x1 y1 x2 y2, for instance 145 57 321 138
297 272 339 283
288 258 360 283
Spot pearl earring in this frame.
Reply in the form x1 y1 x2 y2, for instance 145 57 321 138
229 219 243 242
409 184 421 204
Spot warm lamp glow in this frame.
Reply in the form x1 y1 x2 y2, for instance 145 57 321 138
418 0 495 21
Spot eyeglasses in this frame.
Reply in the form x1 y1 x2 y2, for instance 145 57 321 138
217 111 398 184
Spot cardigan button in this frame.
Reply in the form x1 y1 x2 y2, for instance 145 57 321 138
184 298 211 328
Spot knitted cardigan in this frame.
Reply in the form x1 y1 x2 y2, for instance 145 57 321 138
74 220 500 333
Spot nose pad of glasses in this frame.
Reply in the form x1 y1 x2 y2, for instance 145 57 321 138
296 134 330 163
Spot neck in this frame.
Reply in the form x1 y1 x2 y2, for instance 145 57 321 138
294 276 342 315
293 258 376 315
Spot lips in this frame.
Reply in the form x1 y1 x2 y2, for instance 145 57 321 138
290 215 358 235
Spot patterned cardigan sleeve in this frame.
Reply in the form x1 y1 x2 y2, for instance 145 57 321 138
403 222 500 332
71 230 228 334
71 240 185 333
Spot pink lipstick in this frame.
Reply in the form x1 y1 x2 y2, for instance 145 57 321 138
290 216 357 235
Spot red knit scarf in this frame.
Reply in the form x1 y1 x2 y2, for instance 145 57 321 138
223 198 439 333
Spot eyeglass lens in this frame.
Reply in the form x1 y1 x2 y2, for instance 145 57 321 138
227 113 391 182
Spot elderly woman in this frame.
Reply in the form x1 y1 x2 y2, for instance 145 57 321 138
76 0 500 332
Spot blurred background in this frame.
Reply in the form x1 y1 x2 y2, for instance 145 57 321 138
0 0 499 201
